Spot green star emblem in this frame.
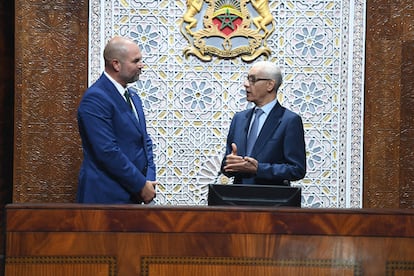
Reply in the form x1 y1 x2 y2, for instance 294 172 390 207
217 9 238 30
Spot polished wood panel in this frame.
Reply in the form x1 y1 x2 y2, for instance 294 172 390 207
5 205 414 275
6 256 116 276
364 0 414 208
5 204 414 236
13 0 88 203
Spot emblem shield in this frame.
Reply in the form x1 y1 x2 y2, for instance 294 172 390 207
180 0 275 61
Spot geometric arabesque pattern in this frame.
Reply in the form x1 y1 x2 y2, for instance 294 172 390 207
88 0 366 207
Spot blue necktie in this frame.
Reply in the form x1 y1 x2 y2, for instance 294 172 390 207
246 108 264 156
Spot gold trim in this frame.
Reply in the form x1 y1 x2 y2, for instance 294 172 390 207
386 261 414 276
141 256 362 276
6 256 117 276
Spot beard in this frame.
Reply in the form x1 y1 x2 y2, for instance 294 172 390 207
125 72 140 84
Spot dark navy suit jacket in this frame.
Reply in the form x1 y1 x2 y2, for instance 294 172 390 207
77 73 156 203
221 101 306 185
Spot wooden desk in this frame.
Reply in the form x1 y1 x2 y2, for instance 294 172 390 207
5 204 414 275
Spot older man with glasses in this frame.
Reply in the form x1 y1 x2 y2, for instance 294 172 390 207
220 61 306 186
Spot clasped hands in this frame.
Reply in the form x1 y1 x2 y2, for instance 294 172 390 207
136 181 157 204
223 143 258 174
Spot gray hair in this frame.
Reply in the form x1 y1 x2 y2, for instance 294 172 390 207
252 61 283 92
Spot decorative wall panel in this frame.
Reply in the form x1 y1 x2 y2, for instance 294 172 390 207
364 0 414 208
14 0 88 202
88 0 366 207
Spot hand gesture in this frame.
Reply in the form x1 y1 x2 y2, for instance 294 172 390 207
224 143 258 174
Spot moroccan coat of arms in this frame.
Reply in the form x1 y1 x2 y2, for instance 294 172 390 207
180 0 275 61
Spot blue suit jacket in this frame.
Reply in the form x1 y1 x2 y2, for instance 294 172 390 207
77 73 156 203
221 101 306 185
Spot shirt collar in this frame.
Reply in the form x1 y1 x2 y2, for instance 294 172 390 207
256 98 277 115
104 71 126 97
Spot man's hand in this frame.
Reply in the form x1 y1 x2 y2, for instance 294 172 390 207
223 143 258 174
230 142 238 155
138 181 157 204
243 156 258 173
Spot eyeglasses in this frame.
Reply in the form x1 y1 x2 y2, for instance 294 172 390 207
246 75 272 84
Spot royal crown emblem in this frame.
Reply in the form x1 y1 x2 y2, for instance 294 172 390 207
180 0 275 61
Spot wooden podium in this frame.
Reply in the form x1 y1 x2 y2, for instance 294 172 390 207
5 204 414 275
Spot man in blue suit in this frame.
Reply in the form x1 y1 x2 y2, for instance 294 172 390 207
77 36 157 203
221 61 306 185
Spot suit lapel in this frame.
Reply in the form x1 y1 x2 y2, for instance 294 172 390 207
130 92 146 133
100 74 145 136
241 109 255 155
126 109 142 133
251 102 284 155
129 91 149 158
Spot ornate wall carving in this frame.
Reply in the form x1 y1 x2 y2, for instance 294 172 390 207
14 0 88 202
89 0 366 207
364 0 414 208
